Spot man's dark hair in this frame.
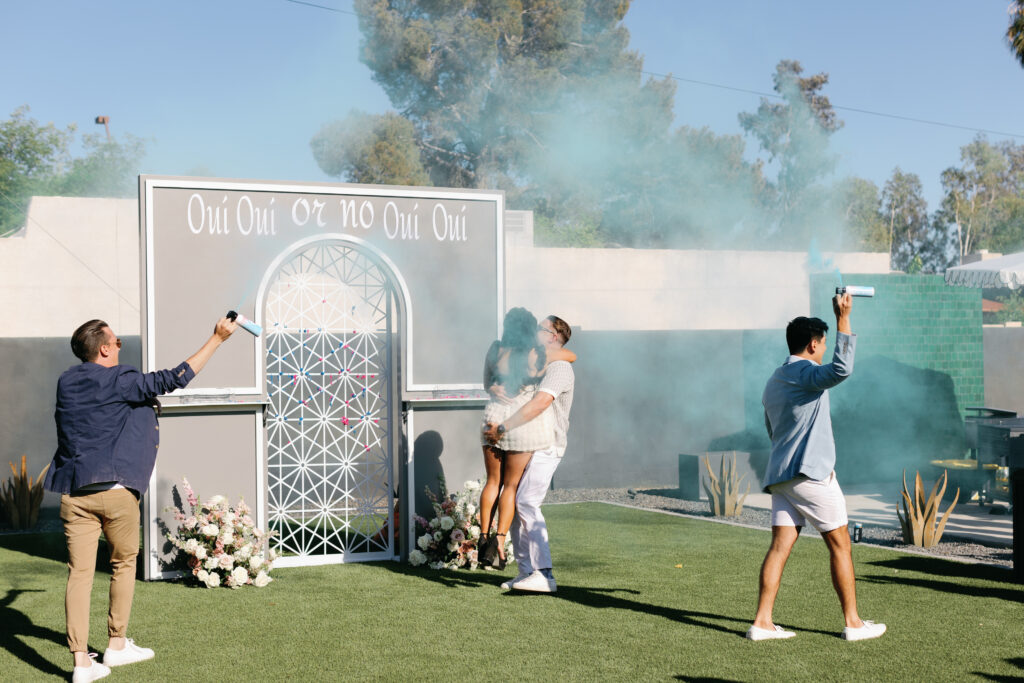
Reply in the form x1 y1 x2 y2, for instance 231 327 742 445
71 319 110 362
546 315 571 346
786 316 829 355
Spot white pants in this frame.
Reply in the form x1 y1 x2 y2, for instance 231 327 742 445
511 446 563 575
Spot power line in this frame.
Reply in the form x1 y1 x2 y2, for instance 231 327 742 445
284 0 1024 141
283 0 357 16
642 69 1024 140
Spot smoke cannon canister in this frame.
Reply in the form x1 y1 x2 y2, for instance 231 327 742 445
226 310 262 337
835 286 875 298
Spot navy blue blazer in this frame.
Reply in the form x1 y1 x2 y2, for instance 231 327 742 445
46 361 195 495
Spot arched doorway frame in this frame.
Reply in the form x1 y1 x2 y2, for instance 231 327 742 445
253 234 413 566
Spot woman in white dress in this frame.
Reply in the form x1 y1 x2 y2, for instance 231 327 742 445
478 308 574 568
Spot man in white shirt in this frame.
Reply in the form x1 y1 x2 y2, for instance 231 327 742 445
483 315 574 593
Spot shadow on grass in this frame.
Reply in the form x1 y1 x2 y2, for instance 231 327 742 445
374 561 822 639
861 556 1022 602
972 656 1024 682
0 589 67 678
0 532 145 579
0 532 67 565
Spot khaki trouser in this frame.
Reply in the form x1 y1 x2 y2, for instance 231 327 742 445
59 488 140 653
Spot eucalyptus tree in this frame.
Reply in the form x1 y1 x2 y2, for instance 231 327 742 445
313 0 768 247
738 60 843 247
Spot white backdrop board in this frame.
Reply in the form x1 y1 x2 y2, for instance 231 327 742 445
139 176 501 578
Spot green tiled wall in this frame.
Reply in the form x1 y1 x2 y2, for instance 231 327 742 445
809 274 984 417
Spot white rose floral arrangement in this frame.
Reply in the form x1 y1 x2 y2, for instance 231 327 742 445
166 478 276 589
408 476 512 570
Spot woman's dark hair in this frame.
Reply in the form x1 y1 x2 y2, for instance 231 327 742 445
500 307 538 350
71 319 110 362
786 316 829 354
498 307 543 391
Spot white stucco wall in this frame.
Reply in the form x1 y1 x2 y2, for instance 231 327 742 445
504 210 891 331
2 199 890 338
1 196 139 338
983 324 1024 415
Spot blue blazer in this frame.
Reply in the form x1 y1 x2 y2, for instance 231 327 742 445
760 332 856 491
46 361 195 495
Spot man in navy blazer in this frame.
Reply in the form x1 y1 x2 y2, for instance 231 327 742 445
746 293 886 643
47 317 237 682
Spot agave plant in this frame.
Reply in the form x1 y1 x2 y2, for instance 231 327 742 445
702 452 749 517
0 456 50 530
897 469 959 548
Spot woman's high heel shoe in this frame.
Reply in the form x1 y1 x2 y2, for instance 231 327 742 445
491 533 507 570
478 533 497 567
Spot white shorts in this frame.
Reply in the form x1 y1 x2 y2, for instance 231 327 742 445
768 472 848 533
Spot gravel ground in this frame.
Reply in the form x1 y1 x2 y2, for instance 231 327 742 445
545 487 1015 570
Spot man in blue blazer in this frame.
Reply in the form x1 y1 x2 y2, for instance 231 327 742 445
746 292 886 642
47 316 237 682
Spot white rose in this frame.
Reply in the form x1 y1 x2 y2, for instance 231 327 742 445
201 524 219 537
428 518 439 530
249 554 264 570
464 480 481 491
429 561 444 570
223 511 236 525
231 566 249 587
194 546 207 560
447 541 459 553
439 516 454 531
433 531 443 542
234 544 252 562
197 569 209 582
253 570 272 588
183 538 199 554
417 534 432 551
408 549 426 566
204 572 221 588
204 556 219 570
218 554 234 571
468 525 481 540
207 495 226 508
219 532 234 547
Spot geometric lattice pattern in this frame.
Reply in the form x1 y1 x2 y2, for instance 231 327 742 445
265 241 394 559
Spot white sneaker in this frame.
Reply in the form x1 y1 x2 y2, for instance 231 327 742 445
745 624 796 641
501 573 530 590
103 638 155 667
511 570 556 593
842 620 887 641
72 654 111 683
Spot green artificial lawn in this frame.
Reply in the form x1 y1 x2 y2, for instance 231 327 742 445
1 502 1021 681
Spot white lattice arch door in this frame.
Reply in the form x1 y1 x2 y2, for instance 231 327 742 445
262 238 397 565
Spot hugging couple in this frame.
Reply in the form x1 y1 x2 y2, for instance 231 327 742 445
477 308 575 593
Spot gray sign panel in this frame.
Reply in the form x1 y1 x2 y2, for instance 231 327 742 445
140 176 504 394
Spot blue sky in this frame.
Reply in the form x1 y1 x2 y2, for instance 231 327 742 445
3 1 1023 213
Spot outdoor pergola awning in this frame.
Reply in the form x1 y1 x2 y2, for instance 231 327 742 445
945 251 1024 290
